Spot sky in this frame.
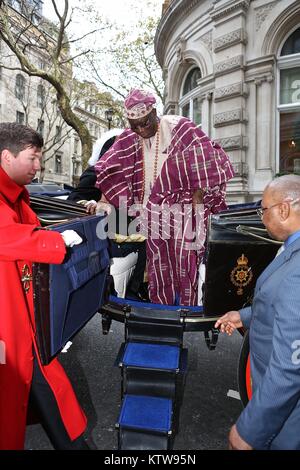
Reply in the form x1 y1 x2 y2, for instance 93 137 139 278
43 0 162 28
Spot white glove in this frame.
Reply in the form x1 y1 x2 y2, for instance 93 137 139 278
61 230 83 247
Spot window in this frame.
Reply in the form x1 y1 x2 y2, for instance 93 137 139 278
37 119 44 137
280 67 300 105
179 67 202 126
278 27 300 173
281 28 300 56
15 74 26 100
183 68 201 95
16 111 25 124
37 84 45 108
55 154 62 174
279 111 300 173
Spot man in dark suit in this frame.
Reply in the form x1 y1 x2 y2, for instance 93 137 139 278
215 174 300 450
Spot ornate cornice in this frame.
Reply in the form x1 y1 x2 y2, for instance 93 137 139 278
214 109 248 127
214 82 248 102
254 73 274 86
246 69 275 85
210 0 250 22
155 0 210 67
255 1 278 32
213 28 247 53
216 136 248 151
214 55 244 77
245 55 275 82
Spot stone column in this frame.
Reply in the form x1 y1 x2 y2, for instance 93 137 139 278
200 92 212 136
254 74 274 171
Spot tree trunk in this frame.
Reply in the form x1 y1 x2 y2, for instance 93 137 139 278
56 90 92 168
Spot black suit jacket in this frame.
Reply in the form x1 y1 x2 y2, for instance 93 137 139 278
67 166 101 202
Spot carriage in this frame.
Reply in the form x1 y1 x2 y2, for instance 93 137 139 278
29 190 279 449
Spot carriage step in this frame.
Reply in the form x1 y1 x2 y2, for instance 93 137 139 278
116 306 187 449
117 342 187 399
125 306 184 346
119 342 181 370
126 320 184 346
116 394 173 450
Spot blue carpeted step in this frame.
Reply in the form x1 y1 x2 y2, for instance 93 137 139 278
121 342 180 371
118 394 172 433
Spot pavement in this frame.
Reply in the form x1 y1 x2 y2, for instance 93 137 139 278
25 313 244 450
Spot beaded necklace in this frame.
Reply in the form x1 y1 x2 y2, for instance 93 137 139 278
140 123 160 204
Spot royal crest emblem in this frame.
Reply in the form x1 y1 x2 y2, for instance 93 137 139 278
230 254 253 295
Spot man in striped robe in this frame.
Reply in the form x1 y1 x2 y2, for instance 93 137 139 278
95 89 234 306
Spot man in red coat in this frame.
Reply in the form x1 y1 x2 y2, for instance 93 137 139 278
0 123 88 450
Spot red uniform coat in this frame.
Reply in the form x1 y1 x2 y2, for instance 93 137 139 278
0 167 87 450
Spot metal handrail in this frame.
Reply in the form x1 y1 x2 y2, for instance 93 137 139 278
236 225 282 245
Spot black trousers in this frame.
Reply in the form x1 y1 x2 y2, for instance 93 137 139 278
127 242 147 293
28 354 88 450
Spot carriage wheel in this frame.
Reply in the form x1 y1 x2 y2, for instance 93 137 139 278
237 330 252 406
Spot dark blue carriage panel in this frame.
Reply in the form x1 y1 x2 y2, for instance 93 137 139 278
33 215 110 364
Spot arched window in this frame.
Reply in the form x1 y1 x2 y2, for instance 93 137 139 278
278 27 300 173
15 74 26 100
179 67 202 126
281 28 300 56
37 84 46 109
183 68 201 95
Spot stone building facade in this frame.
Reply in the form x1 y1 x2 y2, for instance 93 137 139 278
155 0 300 202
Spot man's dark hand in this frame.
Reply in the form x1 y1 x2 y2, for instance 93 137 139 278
229 425 253 450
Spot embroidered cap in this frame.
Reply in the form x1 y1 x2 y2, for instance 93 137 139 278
124 89 156 120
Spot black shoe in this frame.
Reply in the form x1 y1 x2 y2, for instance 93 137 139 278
138 283 150 302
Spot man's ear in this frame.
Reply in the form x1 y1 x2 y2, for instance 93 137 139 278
0 149 13 168
280 201 290 221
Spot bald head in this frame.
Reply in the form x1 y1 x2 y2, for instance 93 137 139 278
266 175 300 208
262 175 300 241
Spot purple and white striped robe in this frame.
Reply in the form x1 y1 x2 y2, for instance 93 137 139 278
95 117 234 306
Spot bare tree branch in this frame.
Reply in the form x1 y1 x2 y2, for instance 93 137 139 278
0 0 93 166
60 49 91 65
